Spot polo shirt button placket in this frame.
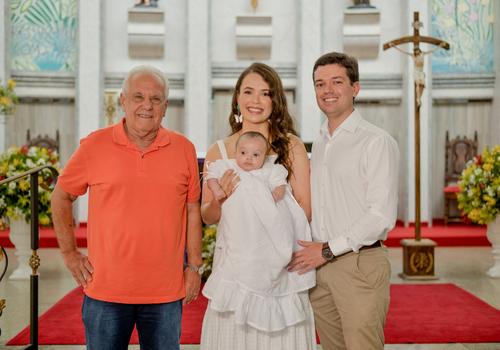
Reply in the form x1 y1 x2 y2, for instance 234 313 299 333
138 152 146 176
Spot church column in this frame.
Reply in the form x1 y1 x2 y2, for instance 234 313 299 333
403 0 432 226
0 1 9 153
297 0 322 143
76 0 103 222
185 0 210 152
491 0 500 146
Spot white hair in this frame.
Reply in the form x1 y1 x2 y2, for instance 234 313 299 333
121 65 169 98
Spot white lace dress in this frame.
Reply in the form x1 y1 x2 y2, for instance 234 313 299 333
200 140 317 350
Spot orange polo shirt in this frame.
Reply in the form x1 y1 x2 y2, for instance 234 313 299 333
57 119 200 304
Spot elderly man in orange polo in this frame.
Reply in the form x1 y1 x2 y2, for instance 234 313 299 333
51 65 202 350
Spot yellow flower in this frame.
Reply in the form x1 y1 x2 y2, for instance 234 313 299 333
204 225 217 238
0 79 18 114
18 179 30 191
483 163 493 172
7 79 16 89
0 96 11 107
39 214 50 226
463 165 475 177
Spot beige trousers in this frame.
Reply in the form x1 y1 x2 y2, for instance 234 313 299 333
309 246 391 350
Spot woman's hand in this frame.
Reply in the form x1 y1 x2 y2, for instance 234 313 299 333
217 169 239 201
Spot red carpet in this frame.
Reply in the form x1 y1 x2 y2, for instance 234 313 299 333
7 287 208 345
384 222 489 247
7 283 500 345
0 222 489 248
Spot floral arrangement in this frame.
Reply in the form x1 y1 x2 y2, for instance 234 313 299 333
458 145 500 224
201 224 217 280
0 79 19 114
0 145 59 228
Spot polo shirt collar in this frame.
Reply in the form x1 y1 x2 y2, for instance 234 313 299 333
113 118 171 149
320 109 362 139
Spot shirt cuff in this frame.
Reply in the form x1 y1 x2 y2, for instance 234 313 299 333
329 236 351 257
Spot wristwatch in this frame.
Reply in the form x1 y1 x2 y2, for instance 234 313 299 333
322 242 335 261
185 263 204 276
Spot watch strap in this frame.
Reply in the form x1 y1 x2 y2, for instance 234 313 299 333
185 263 203 275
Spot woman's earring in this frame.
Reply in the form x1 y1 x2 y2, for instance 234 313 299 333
234 106 243 123
234 113 243 123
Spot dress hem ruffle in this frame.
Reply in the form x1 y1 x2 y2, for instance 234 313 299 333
202 273 314 332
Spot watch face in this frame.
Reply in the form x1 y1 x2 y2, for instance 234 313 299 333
187 263 204 275
322 247 334 260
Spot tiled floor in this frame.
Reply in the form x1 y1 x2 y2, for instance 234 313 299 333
0 246 499 350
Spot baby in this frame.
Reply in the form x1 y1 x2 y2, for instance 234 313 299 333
202 131 316 331
206 131 286 202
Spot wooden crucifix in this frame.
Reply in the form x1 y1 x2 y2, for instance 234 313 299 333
383 12 449 279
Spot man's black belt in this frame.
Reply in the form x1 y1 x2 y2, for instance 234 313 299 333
335 240 382 259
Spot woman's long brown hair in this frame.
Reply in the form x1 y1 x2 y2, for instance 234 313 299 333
229 63 298 179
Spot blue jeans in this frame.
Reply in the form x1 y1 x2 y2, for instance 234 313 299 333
82 295 182 350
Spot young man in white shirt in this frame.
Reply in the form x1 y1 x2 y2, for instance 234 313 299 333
288 52 399 350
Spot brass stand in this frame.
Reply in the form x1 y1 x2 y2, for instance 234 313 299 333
399 238 438 280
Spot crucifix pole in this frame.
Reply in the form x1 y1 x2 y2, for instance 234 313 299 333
383 11 449 279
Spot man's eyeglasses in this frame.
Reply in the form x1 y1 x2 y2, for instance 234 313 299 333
131 93 165 105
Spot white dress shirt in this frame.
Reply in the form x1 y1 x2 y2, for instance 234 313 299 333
310 109 400 256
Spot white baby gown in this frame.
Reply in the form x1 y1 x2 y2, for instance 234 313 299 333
200 140 317 350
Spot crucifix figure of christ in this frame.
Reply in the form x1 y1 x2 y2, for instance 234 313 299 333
251 0 259 12
383 11 449 241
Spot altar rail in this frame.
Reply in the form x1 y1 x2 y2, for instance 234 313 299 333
0 165 59 350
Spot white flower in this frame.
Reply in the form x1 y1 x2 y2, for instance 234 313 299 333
486 187 495 197
6 148 18 156
474 168 482 175
26 159 35 168
27 147 37 157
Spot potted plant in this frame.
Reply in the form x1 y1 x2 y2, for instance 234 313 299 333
0 145 59 279
458 145 500 277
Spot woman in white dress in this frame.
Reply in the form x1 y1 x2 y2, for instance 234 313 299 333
200 63 317 350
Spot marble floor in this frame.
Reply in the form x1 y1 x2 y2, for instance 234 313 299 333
0 247 499 350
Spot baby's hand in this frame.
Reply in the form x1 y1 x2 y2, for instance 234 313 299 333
272 185 286 202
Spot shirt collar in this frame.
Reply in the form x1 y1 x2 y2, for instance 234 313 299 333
112 118 171 149
319 109 362 139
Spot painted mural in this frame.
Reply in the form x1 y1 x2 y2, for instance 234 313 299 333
11 0 77 72
431 0 494 73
